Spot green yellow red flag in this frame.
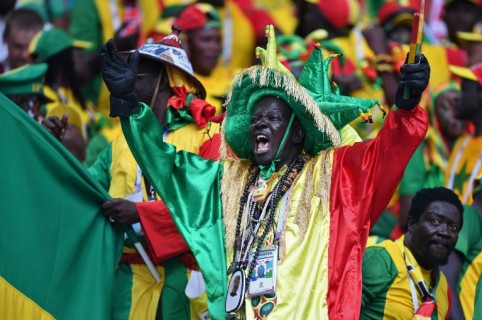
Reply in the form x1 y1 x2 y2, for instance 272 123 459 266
0 92 123 319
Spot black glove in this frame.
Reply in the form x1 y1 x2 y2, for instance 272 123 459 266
100 39 140 117
395 53 430 111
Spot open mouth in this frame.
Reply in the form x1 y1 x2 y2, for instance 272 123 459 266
255 135 270 153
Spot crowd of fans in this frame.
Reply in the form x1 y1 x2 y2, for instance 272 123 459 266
2 0 482 319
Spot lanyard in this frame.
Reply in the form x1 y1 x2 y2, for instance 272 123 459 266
407 270 420 312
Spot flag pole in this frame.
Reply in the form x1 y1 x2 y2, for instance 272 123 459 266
404 0 426 99
125 226 161 282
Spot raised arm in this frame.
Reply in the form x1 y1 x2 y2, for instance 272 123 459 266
332 53 430 229
101 39 227 319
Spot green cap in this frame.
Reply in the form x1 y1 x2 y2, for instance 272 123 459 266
0 63 48 96
29 28 92 62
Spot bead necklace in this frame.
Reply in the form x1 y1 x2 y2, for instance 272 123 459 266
229 154 308 291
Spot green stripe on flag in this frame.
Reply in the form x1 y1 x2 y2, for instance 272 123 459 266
0 93 123 319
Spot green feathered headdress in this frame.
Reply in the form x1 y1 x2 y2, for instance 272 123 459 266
222 25 380 160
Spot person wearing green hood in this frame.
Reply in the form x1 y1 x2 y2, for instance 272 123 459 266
101 25 430 319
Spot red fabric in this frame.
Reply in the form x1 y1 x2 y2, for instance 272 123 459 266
415 297 437 318
378 2 416 25
137 201 190 262
167 87 187 110
189 98 216 128
209 112 225 124
471 63 482 86
119 252 159 264
318 0 350 28
233 0 277 44
446 47 467 68
168 86 216 128
327 106 428 319
173 5 207 32
331 55 357 75
199 133 222 161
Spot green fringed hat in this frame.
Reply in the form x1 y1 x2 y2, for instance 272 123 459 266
223 25 380 160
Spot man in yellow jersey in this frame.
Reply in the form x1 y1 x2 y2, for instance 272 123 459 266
89 30 220 320
441 177 482 319
447 46 482 205
361 187 463 319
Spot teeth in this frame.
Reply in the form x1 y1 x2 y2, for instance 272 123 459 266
255 135 270 152
256 135 267 142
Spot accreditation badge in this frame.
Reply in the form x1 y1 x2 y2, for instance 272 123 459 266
225 269 246 313
247 247 278 297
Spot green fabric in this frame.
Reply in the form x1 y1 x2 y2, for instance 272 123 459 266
0 63 47 96
19 0 68 20
0 92 123 319
69 0 103 51
399 144 427 195
111 264 134 320
475 274 482 320
369 209 398 240
298 47 379 130
162 257 190 320
165 106 193 131
399 142 445 195
31 28 91 63
86 141 112 190
455 205 482 291
360 246 398 319
85 133 110 168
121 103 227 320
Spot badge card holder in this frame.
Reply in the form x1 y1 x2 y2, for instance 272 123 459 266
247 247 278 297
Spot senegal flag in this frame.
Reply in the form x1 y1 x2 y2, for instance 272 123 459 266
0 93 123 319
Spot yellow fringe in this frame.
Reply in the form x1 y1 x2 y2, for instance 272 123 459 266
221 160 253 252
316 149 334 216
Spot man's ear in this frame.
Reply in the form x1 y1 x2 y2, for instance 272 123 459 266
406 215 416 232
292 126 305 144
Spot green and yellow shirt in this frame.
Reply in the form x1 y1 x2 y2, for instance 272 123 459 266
361 237 450 320
455 205 482 319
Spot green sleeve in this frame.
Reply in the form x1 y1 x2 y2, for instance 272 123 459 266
86 143 112 191
68 0 103 50
360 246 398 319
121 103 227 320
399 143 426 196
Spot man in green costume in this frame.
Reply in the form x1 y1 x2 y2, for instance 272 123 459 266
101 25 430 319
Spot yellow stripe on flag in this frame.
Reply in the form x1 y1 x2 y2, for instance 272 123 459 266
0 276 55 320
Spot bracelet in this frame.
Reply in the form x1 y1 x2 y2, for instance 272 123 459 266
375 62 394 73
374 53 393 64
